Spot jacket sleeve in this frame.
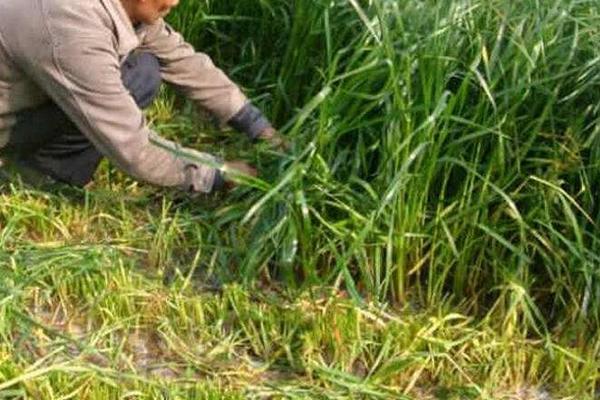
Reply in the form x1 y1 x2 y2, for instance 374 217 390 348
16 17 221 193
140 19 248 124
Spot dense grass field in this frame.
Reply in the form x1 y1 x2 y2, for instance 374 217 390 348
1 0 600 398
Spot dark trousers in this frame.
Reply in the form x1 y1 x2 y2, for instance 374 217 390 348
3 52 162 187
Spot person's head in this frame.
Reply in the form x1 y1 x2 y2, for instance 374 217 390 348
121 0 180 25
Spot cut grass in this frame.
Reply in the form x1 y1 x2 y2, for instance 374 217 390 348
0 182 598 398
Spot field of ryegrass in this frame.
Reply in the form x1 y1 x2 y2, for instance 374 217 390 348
1 0 600 398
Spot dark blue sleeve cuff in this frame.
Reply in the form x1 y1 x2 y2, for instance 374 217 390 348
228 103 272 140
212 169 225 192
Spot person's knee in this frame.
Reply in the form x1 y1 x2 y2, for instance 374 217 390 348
121 52 162 109
136 52 161 90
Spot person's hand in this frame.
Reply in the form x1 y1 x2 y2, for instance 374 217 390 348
222 160 257 190
256 127 290 152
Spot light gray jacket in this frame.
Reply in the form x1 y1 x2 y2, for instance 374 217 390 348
0 0 255 192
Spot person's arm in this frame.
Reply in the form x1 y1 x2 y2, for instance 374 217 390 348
139 19 277 141
16 15 222 193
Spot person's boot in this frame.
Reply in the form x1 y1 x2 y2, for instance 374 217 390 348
0 156 58 189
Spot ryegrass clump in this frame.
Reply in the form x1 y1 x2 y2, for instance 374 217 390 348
168 0 600 336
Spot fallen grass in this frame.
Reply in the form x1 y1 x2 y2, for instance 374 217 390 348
0 183 598 398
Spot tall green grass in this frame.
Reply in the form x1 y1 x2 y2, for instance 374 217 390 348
168 0 600 337
2 0 600 397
